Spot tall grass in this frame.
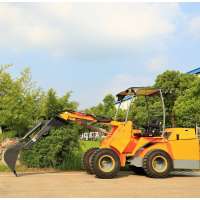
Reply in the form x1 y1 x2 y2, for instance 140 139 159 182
0 162 9 172
61 140 100 170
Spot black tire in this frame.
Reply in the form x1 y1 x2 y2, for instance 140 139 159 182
143 150 173 178
91 148 120 179
83 147 99 174
129 165 145 175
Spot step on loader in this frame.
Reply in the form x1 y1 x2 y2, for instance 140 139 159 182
3 87 200 178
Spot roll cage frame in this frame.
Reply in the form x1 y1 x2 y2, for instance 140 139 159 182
115 87 166 135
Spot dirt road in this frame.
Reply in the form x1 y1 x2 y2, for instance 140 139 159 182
0 171 200 197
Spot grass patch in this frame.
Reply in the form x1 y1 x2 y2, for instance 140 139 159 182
0 162 9 172
80 140 100 152
0 161 29 172
60 140 100 170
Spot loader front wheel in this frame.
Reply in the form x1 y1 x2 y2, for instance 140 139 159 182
92 148 120 179
143 150 173 178
83 147 99 174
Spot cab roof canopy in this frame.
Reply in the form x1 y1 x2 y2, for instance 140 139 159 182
116 87 160 101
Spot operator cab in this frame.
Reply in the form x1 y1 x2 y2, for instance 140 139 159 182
115 87 166 137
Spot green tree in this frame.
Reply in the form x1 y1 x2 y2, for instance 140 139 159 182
0 67 78 137
103 94 116 118
59 92 78 111
43 89 78 119
0 67 44 137
43 89 61 119
129 97 149 128
174 78 200 127
154 70 197 127
86 94 116 118
128 71 197 128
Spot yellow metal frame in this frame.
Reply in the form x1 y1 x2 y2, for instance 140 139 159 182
58 111 200 170
99 122 200 168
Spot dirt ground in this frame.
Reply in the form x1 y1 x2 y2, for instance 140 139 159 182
1 170 200 198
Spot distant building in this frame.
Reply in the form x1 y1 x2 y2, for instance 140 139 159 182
188 67 200 75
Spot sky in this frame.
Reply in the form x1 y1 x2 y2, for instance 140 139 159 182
1 3 200 109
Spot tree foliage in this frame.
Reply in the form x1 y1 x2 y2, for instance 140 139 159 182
0 67 81 169
129 70 199 128
21 124 81 169
42 89 78 119
0 67 44 137
85 94 116 118
174 78 200 127
154 70 197 127
0 67 79 137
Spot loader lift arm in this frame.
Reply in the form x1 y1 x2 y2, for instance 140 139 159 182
3 110 111 176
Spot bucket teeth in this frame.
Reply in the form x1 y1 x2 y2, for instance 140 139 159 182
13 170 18 177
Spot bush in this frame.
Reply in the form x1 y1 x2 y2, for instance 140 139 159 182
80 140 100 152
20 124 82 169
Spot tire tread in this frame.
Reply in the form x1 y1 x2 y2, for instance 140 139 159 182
143 149 173 178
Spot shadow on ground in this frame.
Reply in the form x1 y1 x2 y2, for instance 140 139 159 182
12 169 200 179
16 170 64 177
117 170 200 179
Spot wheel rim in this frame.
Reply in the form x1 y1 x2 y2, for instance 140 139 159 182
98 155 115 172
152 155 168 173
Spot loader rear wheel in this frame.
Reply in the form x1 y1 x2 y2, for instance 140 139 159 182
143 150 172 178
83 147 99 174
91 148 120 179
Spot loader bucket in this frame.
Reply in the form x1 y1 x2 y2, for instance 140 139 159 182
2 118 67 176
3 142 24 176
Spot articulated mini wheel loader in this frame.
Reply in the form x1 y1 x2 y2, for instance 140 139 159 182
3 87 200 179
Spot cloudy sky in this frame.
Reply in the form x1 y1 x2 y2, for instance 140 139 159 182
1 3 200 108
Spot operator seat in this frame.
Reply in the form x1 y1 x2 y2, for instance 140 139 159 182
142 120 162 137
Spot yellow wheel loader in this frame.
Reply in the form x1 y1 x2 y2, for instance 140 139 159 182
3 87 200 179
